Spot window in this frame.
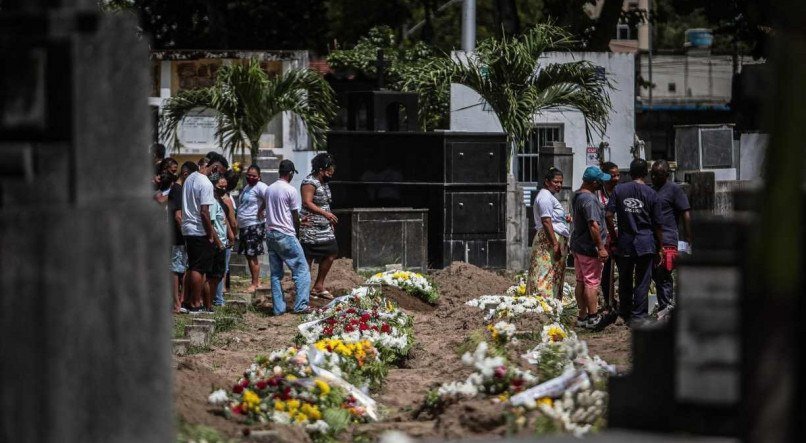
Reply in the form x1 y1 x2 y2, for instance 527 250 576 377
668 82 677 92
517 124 564 183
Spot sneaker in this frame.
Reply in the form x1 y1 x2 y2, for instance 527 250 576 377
177 307 189 314
576 317 589 328
187 306 204 314
585 314 604 330
293 308 312 315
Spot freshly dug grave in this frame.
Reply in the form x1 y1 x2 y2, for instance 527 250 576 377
280 258 365 299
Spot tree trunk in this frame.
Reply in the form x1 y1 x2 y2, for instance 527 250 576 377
495 0 520 36
586 0 624 51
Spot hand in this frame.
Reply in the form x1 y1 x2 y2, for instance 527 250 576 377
300 215 313 227
257 210 265 221
656 250 664 267
215 238 225 251
552 242 562 260
597 246 609 262
324 211 338 224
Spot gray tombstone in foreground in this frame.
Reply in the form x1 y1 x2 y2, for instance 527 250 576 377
0 5 172 443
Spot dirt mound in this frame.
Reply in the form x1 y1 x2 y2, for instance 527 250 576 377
379 285 436 313
280 258 364 298
432 262 512 306
174 358 244 437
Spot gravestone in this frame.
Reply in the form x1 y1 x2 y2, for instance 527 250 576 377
0 5 172 442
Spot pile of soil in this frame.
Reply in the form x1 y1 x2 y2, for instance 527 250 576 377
378 285 436 313
280 258 364 298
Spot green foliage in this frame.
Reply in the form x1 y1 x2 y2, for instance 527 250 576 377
176 419 235 443
456 328 507 358
534 411 562 436
161 59 336 162
418 24 613 168
173 315 188 339
328 26 449 130
534 343 570 380
322 407 352 435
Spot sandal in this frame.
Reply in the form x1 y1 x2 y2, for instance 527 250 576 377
312 290 334 300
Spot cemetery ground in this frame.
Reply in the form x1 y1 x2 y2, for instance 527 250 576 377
174 259 631 442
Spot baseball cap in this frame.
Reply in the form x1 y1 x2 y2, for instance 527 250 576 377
278 159 298 175
582 166 611 183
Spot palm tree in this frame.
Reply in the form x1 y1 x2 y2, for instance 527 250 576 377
160 59 337 162
418 24 613 170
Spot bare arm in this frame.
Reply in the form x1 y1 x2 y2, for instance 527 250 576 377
291 209 301 236
605 211 617 241
223 196 238 231
302 183 338 224
200 205 214 242
682 209 693 245
589 220 608 261
173 209 182 226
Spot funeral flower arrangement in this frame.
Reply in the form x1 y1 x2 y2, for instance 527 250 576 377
366 270 439 304
466 294 563 322
207 346 374 440
487 320 518 346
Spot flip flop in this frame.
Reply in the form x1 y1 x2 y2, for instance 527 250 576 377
312 290 334 300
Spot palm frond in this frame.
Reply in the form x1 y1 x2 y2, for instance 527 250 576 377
159 88 215 152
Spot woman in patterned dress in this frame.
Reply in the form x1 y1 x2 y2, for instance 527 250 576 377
300 153 339 299
527 167 571 299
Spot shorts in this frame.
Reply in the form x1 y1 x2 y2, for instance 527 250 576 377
238 224 265 256
208 247 227 280
170 245 188 274
573 252 604 288
301 239 339 261
185 235 214 274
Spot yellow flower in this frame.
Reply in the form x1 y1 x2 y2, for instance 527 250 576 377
498 392 510 402
539 299 551 312
274 400 286 411
286 374 297 381
301 403 322 420
287 399 300 411
545 324 567 342
294 412 309 423
242 389 260 412
373 273 382 279
315 378 331 396
537 397 554 408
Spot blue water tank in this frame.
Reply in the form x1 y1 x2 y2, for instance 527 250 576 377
685 28 713 48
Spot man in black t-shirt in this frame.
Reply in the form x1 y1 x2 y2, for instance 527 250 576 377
605 158 664 326
168 161 198 314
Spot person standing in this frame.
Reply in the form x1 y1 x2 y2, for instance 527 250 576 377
526 167 570 299
182 154 227 313
300 153 339 300
597 161 620 325
214 169 240 305
605 158 664 327
168 161 198 314
206 175 233 308
237 165 268 293
650 159 692 316
570 166 610 329
263 160 311 315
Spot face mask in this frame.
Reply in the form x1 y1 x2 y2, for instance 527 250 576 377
208 172 221 184
246 176 259 186
321 175 332 183
215 188 226 196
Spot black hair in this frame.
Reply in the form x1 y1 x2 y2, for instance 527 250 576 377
204 152 229 170
247 164 261 175
630 158 649 179
311 153 336 174
651 159 670 174
224 169 240 192
157 157 178 173
180 161 198 176
156 171 176 191
151 143 166 161
601 161 618 173
543 167 563 182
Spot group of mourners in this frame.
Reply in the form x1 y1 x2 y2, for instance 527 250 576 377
527 158 692 330
151 143 340 316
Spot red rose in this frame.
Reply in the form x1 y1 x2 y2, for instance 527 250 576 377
360 314 371 322
232 384 244 394
347 308 357 314
240 379 250 388
371 325 379 332
267 376 280 387
256 380 267 390
345 324 355 332
231 404 243 415
494 366 507 379
381 323 391 333
359 323 369 331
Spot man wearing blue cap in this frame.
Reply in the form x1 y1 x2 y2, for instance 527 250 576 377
605 158 664 327
570 166 611 330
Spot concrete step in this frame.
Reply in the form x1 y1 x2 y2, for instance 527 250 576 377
184 324 213 347
227 292 252 303
172 339 191 356
224 299 250 313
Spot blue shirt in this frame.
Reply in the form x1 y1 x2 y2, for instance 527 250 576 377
606 181 663 257
654 181 690 246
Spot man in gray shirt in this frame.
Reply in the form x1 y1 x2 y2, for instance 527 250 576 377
570 166 610 330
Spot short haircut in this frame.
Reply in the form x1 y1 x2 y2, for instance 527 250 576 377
630 158 649 179
180 161 198 176
157 171 175 191
601 161 618 173
247 164 261 175
311 153 336 173
544 167 563 182
151 143 166 160
205 152 229 170
197 157 209 167
652 159 671 174
157 157 178 173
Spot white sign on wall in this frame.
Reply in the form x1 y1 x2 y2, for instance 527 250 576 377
586 146 599 166
178 115 217 151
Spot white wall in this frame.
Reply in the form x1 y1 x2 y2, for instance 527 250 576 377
450 51 636 188
638 54 733 103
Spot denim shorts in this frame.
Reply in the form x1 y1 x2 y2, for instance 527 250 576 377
170 245 188 274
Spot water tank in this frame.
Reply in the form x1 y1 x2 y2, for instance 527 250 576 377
684 28 713 48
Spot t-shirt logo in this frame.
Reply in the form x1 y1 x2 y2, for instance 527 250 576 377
623 197 644 213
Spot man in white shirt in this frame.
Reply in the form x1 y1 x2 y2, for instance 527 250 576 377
182 154 228 312
263 160 310 315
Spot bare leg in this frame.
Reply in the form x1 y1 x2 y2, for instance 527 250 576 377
574 282 588 320
312 255 336 293
204 277 220 310
246 255 260 291
188 270 205 308
172 273 181 312
585 285 599 318
181 271 190 307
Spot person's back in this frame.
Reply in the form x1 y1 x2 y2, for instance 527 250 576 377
608 181 660 257
181 171 215 236
265 179 299 236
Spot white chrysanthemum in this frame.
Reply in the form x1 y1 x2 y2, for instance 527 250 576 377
208 389 228 405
